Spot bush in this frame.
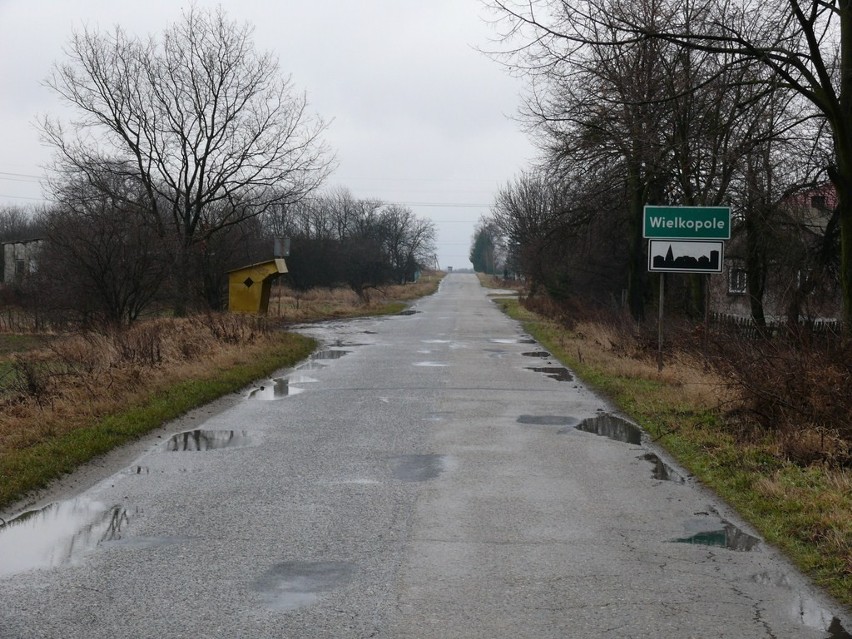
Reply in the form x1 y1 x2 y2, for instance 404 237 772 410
706 334 852 466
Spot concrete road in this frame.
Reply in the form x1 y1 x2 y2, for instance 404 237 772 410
0 273 849 638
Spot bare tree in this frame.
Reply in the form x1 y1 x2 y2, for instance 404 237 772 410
42 5 333 313
489 0 852 328
0 205 45 242
35 174 169 326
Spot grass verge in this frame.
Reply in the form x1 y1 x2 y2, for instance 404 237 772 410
494 296 852 609
0 332 315 509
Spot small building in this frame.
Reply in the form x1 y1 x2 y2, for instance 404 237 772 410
227 258 288 314
710 184 841 326
1 238 43 285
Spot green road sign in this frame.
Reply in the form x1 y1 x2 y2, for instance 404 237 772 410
643 206 730 240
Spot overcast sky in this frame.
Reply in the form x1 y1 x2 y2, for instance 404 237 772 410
0 0 536 269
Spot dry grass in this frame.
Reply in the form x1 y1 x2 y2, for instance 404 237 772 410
267 272 443 322
0 315 283 453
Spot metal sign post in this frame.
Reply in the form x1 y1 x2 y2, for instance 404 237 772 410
658 274 665 372
644 205 731 371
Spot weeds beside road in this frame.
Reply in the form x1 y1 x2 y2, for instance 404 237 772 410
0 274 443 511
483 276 852 609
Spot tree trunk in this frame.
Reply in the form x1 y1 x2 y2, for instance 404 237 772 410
626 163 647 321
835 3 852 332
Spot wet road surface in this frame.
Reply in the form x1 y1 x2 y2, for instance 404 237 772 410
1 273 849 638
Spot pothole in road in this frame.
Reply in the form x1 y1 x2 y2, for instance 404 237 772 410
641 453 685 483
671 516 760 551
398 309 420 316
391 454 447 482
164 430 254 452
518 415 578 426
123 465 150 475
527 366 574 382
249 378 305 400
331 339 368 348
253 561 356 611
576 414 643 445
752 571 852 638
0 498 128 576
522 351 551 358
297 360 327 371
311 349 351 360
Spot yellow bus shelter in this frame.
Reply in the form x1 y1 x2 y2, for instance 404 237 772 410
227 258 288 314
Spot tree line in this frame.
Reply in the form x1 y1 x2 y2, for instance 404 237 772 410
0 6 435 326
473 0 846 328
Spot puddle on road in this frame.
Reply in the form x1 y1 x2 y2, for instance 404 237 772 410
123 465 150 475
398 309 420 316
391 454 447 482
671 516 760 551
331 339 368 348
826 619 852 638
751 572 852 638
518 415 578 426
414 361 449 367
0 498 128 576
165 430 254 452
641 453 685 483
576 414 643 445
297 360 327 371
527 366 574 382
249 378 305 400
253 561 356 611
522 351 551 358
311 349 351 360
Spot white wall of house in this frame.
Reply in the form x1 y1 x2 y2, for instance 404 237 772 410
1 239 43 285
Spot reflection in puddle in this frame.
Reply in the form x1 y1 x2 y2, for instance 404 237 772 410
641 453 685 483
422 339 451 344
311 350 350 360
672 517 760 551
254 561 356 611
123 465 150 475
414 361 449 367
489 337 538 345
249 378 305 400
165 430 253 451
522 351 551 358
576 414 643 445
518 415 578 426
392 454 447 482
752 572 852 637
527 366 574 382
0 498 128 576
297 360 327 371
288 374 318 384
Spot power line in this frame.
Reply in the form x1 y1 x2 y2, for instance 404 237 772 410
0 171 43 180
0 193 48 201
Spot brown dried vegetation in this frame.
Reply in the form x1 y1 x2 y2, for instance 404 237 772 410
0 314 275 455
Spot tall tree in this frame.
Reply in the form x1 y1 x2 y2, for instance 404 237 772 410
42 5 333 313
490 0 852 328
